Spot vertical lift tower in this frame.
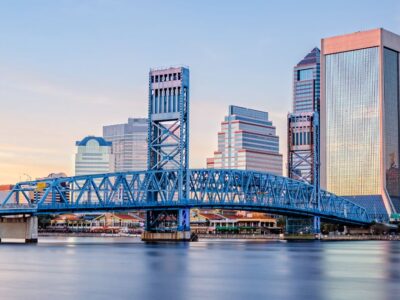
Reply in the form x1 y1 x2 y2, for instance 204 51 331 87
143 67 191 241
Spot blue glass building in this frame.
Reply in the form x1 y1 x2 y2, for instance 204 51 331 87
293 47 320 113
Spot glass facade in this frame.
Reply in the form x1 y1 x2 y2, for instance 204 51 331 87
384 47 400 199
297 68 313 81
288 48 319 184
325 47 380 195
293 48 320 113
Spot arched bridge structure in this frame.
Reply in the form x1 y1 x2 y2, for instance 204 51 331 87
0 169 371 226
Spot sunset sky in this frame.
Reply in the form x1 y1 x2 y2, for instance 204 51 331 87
1 0 399 183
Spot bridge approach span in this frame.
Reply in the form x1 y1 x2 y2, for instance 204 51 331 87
0 169 371 226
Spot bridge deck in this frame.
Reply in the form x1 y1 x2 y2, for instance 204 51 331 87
0 169 371 226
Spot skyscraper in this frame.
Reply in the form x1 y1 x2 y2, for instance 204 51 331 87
293 47 320 113
75 136 114 176
103 118 148 172
288 48 320 184
321 28 400 220
207 105 282 175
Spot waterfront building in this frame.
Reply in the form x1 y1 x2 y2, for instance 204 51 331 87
92 213 144 228
321 28 400 220
288 48 320 184
190 210 278 234
103 118 148 172
48 213 145 233
75 136 114 176
207 105 283 175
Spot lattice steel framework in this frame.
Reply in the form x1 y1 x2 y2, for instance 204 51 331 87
148 67 190 197
0 169 371 225
147 67 190 231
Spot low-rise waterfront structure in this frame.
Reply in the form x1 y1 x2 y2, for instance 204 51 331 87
190 210 278 234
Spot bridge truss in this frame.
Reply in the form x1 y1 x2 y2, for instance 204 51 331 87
0 169 371 225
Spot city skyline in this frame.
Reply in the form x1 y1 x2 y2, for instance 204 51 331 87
1 1 400 183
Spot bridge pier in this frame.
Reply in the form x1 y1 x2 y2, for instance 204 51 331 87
0 215 38 243
285 216 321 235
313 216 321 234
142 208 192 242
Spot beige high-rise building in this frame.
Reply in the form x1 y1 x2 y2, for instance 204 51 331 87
207 105 283 175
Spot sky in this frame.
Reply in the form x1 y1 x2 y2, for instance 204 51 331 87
0 0 400 184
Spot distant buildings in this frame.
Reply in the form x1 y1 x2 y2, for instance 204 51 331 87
35 172 69 204
75 136 114 176
321 28 400 220
103 118 148 172
207 105 282 175
48 213 145 233
0 185 14 203
287 48 320 184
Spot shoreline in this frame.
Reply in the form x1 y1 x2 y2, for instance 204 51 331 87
38 232 400 241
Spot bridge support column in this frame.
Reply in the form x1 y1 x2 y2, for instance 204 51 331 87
285 217 314 235
0 215 38 243
313 216 321 234
142 209 192 242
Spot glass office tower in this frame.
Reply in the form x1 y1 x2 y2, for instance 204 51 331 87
321 28 400 220
288 48 320 184
103 118 148 172
293 47 320 113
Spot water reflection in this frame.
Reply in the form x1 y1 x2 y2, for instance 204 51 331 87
0 238 398 300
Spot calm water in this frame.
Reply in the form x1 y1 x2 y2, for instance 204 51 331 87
0 237 399 300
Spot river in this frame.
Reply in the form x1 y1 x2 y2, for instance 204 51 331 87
0 237 399 300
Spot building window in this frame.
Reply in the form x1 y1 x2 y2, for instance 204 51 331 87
297 69 313 81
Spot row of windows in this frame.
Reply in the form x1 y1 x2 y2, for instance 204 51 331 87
295 83 313 89
151 73 181 83
292 132 312 146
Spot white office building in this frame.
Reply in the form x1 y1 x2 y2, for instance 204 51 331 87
75 136 114 176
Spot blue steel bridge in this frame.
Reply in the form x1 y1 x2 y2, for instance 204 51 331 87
0 169 371 225
0 66 373 241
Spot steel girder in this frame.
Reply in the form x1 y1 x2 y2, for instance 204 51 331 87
0 169 371 225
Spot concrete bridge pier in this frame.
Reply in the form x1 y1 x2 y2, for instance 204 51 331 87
0 215 38 243
142 208 192 241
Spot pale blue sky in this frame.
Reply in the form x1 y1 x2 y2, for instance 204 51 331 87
0 0 399 183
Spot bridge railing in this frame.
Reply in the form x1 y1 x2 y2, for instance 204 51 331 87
0 169 371 224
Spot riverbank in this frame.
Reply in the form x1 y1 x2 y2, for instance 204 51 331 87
38 232 400 241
